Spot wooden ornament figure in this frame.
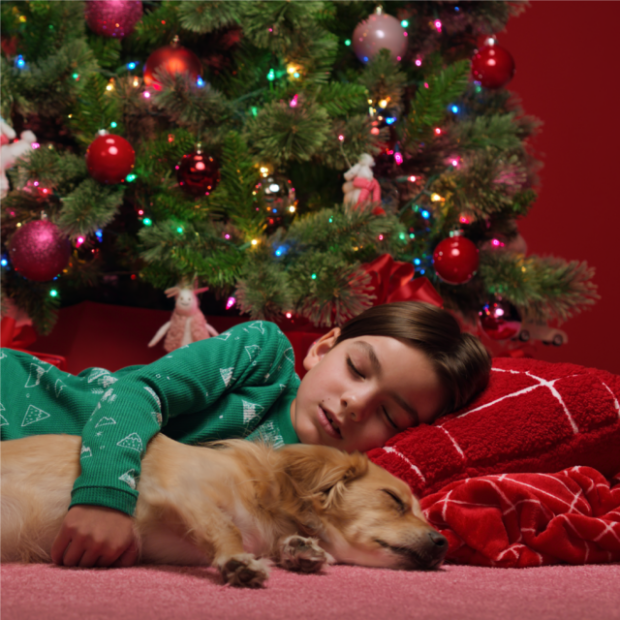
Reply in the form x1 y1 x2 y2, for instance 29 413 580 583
148 282 219 352
342 153 381 208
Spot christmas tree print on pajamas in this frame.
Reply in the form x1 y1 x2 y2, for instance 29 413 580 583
0 321 301 517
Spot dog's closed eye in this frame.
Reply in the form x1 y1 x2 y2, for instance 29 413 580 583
381 489 407 513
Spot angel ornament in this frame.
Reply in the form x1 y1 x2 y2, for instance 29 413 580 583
149 282 219 352
342 153 381 208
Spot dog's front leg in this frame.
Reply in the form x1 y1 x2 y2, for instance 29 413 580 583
277 535 334 573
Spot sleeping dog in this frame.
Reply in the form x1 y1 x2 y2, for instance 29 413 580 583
1 434 447 586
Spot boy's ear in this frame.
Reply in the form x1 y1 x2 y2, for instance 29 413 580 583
303 327 341 371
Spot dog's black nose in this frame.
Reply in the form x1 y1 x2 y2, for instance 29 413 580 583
428 530 448 549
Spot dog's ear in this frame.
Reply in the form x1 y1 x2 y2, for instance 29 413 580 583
282 445 368 507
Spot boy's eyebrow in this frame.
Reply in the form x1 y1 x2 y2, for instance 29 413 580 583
352 341 420 426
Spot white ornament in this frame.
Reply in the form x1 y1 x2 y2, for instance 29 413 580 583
342 153 381 207
1 117 37 199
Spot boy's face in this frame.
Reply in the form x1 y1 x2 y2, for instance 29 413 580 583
290 329 445 453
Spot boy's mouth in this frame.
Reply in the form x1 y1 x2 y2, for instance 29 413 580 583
318 405 342 440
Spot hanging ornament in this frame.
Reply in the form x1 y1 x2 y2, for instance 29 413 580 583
86 132 135 184
352 8 408 63
176 147 220 196
342 154 381 209
258 174 296 212
471 42 515 89
433 233 479 285
479 298 522 340
85 0 143 38
8 216 71 282
143 37 202 91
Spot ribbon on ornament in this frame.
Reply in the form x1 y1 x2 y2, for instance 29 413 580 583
362 254 443 308
353 176 381 205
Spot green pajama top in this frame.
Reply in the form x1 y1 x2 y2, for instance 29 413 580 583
0 320 300 517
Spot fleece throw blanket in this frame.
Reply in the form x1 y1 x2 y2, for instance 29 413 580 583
422 467 620 567
368 357 620 567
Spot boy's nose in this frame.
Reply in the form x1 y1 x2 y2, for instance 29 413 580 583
342 394 372 423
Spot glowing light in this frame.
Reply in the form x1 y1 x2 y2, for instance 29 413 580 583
285 312 293 319
451 105 459 114
289 205 296 213
344 39 351 46
76 236 85 247
251 239 258 246
196 76 205 87
133 77 140 87
496 307 505 317
424 82 429 89
460 215 470 224
289 94 298 108
421 210 430 219
394 152 403 165
127 62 137 70
370 127 380 136
434 128 442 135
451 159 459 167
408 175 417 182
1 258 8 267
176 227 183 234
378 235 384 241
95 229 103 241
15 55 26 69
267 69 275 81
338 134 345 141
415 59 422 67
226 296 236 310
31 142 40 149
401 20 409 27
143 91 151 99
224 233 231 240
434 20 442 32
110 122 117 128
251 106 258 116
50 289 58 297
72 72 79 80
311 273 317 279
143 218 152 226
385 117 397 125
379 99 388 109
414 258 421 266
491 238 505 247
431 193 442 202
106 81 115 92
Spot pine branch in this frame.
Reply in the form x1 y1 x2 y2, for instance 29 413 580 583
451 113 524 151
177 1 242 33
359 49 408 109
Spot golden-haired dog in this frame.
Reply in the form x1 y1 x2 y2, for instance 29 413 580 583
1 434 447 587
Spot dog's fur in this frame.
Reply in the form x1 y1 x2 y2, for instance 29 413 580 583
1 434 447 586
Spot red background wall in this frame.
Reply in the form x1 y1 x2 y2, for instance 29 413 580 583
499 1 620 374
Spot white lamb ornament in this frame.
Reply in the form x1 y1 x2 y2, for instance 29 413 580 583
342 153 381 208
148 283 219 352
1 117 37 199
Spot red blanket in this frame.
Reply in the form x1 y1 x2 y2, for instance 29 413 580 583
422 467 620 567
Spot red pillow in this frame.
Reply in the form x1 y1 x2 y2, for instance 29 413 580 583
368 358 620 498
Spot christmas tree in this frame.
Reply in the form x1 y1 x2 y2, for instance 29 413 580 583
1 0 598 345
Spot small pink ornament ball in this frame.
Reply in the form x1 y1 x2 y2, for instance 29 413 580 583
176 150 220 196
85 1 143 38
479 298 522 340
8 219 71 282
352 12 408 63
86 133 135 184
433 235 479 285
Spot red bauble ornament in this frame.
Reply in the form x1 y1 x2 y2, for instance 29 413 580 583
143 44 202 91
86 133 135 184
85 0 143 38
176 150 220 196
471 43 515 89
479 298 522 340
8 219 71 282
433 235 479 285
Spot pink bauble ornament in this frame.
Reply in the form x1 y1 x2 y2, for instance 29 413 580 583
352 11 408 63
8 219 71 281
479 298 522 340
144 44 202 91
433 235 479 285
85 1 143 38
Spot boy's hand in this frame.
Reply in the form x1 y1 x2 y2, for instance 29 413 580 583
51 505 140 568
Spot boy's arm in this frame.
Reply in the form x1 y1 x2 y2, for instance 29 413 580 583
71 321 294 516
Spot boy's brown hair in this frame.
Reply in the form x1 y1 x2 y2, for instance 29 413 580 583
336 302 492 418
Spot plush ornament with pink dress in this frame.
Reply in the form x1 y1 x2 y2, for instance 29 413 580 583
148 282 219 352
1 117 37 199
342 153 381 208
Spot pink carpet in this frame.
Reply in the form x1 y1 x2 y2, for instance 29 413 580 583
2 563 619 620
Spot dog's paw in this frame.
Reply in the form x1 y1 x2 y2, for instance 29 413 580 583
220 553 270 588
278 535 333 573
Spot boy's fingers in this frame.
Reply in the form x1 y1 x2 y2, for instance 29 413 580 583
61 540 87 567
50 528 72 565
110 540 140 568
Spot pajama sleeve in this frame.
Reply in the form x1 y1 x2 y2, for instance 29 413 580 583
70 321 296 516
